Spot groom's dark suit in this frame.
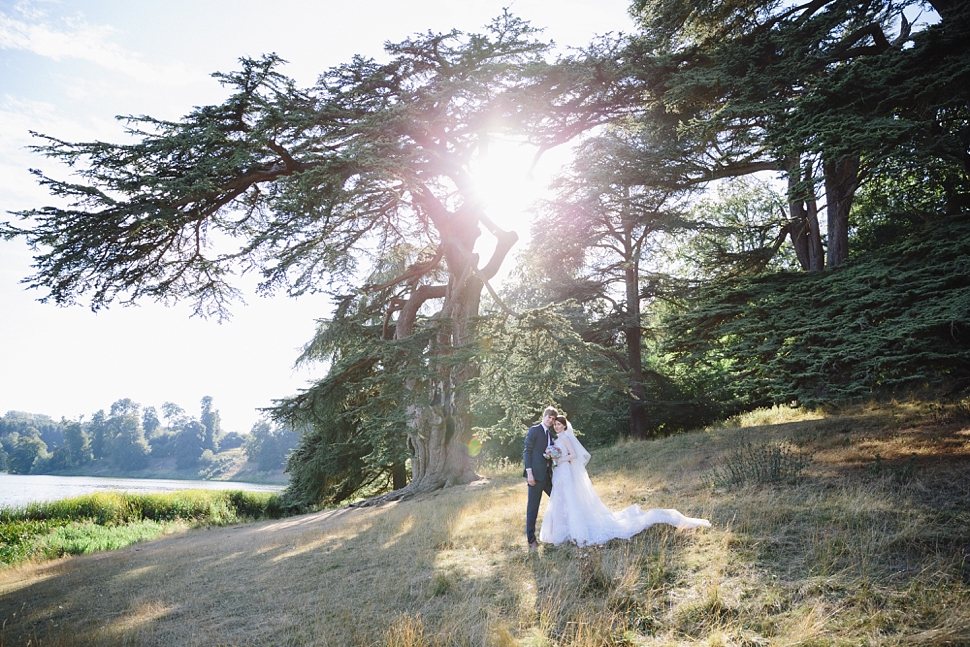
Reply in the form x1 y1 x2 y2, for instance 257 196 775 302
523 421 555 544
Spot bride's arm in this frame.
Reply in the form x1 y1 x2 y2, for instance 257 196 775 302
558 436 577 463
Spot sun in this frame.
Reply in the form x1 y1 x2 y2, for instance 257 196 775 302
465 138 574 284
467 138 549 236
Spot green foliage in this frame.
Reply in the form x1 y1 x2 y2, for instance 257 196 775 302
471 303 622 442
0 489 281 526
87 409 107 460
8 434 48 474
629 0 970 271
175 420 207 469
705 439 813 489
200 396 220 452
62 419 92 467
244 420 298 472
106 402 152 469
0 518 69 563
678 177 799 278
852 156 970 254
276 304 433 507
0 411 63 450
663 214 970 407
521 127 697 439
142 406 160 435
218 431 246 450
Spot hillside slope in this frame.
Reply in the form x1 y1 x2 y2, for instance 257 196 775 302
1 401 968 646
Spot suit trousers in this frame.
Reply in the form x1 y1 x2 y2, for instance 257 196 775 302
526 475 553 543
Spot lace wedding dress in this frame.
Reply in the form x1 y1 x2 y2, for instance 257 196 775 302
538 426 711 546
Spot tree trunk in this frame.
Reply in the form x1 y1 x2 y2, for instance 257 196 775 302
375 206 518 501
403 265 483 494
625 260 649 439
788 199 811 271
787 158 825 271
824 154 860 269
391 463 408 490
806 198 824 271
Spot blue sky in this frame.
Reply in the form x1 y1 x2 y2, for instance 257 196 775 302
0 0 635 433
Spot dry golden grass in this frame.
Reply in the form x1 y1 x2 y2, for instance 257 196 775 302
1 399 968 646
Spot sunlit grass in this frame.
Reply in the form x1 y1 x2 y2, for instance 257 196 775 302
0 400 967 645
711 403 826 429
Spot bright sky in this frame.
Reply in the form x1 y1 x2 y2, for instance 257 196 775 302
0 0 635 433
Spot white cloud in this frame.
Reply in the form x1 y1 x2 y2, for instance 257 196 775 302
0 94 137 217
0 3 187 83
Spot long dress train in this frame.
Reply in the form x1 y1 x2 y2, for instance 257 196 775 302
538 428 710 546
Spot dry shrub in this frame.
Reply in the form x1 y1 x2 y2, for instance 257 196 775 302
380 614 428 647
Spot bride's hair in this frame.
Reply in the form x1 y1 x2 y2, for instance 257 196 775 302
555 415 568 428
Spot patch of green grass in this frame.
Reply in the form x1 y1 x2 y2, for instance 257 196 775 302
712 404 825 429
41 519 177 557
0 489 285 568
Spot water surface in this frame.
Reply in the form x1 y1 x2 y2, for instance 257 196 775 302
0 473 284 509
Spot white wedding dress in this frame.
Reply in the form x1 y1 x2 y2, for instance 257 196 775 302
539 426 711 546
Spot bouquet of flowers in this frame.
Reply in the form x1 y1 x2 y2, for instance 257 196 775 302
544 446 563 462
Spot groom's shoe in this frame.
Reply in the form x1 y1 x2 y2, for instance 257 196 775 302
528 540 539 549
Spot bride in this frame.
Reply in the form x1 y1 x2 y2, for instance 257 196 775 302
539 416 711 546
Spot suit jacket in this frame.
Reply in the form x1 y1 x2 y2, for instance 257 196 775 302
523 423 555 483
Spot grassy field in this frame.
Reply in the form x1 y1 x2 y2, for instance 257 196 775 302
0 400 967 646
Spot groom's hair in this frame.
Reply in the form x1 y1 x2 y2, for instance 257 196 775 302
543 407 559 417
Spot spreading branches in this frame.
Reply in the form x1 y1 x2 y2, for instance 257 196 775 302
5 15 567 322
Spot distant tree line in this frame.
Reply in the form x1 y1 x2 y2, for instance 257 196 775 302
0 398 297 476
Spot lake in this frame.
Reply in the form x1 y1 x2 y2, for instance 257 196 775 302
0 473 285 509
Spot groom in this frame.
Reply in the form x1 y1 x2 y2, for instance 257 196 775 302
523 406 558 548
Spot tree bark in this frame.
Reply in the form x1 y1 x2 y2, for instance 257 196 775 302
806 198 825 271
787 199 811 271
824 154 860 269
379 205 518 500
625 258 649 439
787 160 825 271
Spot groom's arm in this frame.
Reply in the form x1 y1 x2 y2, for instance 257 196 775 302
523 427 537 484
